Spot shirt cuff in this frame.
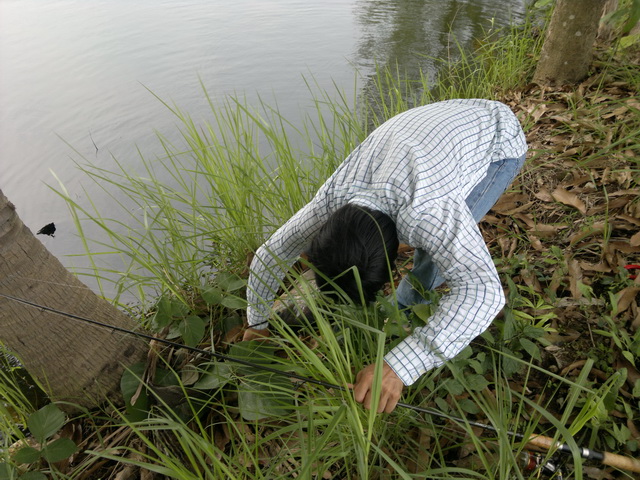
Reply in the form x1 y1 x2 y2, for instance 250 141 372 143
384 335 442 386
248 322 269 330
247 307 270 330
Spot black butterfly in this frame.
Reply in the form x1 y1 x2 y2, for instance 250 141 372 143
36 223 56 237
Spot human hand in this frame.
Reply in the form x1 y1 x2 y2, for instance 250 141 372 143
352 362 404 413
242 327 271 342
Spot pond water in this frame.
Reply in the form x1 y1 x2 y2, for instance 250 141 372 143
0 0 526 296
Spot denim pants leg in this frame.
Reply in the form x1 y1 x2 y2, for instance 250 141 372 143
395 154 526 309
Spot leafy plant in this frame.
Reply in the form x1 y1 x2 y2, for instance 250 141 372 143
150 295 202 345
479 277 556 376
196 341 295 421
120 362 152 422
201 272 247 311
593 314 640 367
0 404 76 480
121 340 295 423
150 272 247 347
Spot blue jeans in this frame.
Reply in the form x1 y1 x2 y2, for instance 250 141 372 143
395 154 526 308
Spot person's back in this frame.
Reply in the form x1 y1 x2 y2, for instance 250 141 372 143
244 98 527 413
319 99 526 220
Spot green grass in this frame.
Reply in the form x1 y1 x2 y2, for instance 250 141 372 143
3 9 640 480
54 81 363 308
50 14 545 310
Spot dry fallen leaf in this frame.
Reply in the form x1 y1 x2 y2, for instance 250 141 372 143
568 259 583 299
615 286 640 315
551 187 587 214
534 188 554 202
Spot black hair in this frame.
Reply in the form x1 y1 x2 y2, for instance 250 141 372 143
305 203 399 303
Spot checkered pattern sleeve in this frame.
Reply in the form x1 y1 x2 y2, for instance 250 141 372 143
384 197 506 385
246 196 330 329
246 98 523 381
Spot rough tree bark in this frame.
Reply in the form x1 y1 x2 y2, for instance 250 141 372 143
0 188 147 411
533 0 608 85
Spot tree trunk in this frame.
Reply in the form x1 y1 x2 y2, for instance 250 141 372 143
0 189 147 411
533 0 607 85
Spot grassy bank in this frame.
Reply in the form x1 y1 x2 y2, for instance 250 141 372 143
2 9 640 480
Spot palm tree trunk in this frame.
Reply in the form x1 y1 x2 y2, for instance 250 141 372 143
0 188 147 411
533 0 607 85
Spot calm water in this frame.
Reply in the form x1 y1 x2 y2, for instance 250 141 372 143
0 0 525 295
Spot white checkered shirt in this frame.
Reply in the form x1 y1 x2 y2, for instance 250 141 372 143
246 99 527 385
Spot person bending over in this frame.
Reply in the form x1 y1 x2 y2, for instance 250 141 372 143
243 98 527 413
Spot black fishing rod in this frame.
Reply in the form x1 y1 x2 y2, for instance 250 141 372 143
2 292 640 474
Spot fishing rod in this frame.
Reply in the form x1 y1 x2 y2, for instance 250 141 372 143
2 292 640 474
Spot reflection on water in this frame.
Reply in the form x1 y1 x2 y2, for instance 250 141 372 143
355 0 526 104
0 0 525 296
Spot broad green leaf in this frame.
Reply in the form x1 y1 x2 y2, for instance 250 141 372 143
603 372 624 412
411 303 432 322
151 296 173 329
519 338 541 361
180 364 199 385
605 434 616 450
121 363 145 403
179 315 206 347
13 446 41 464
480 329 495 344
27 404 65 443
193 362 232 390
41 438 77 463
468 358 485 375
384 320 407 338
169 298 190 317
238 372 294 421
458 398 480 414
513 310 534 321
434 397 449 413
19 472 47 480
165 323 182 340
120 363 149 422
502 307 518 341
621 33 640 48
0 462 14 480
612 424 631 444
465 374 490 392
202 286 223 305
155 367 180 387
623 350 635 365
611 333 623 350
377 295 403 322
456 346 473 361
123 391 149 422
443 378 464 396
152 296 188 329
501 347 520 377
223 314 243 333
220 295 248 310
622 1 640 34
216 272 245 292
523 325 545 339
